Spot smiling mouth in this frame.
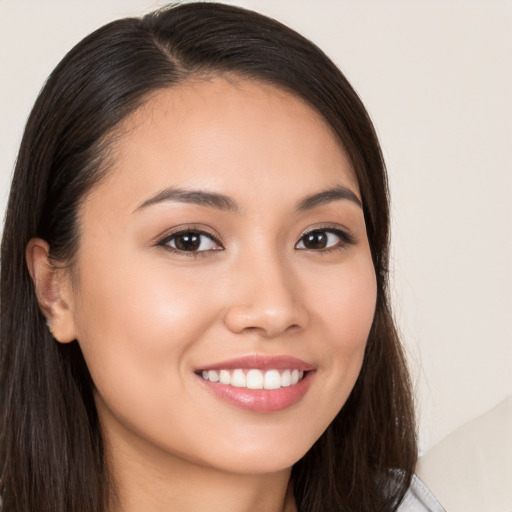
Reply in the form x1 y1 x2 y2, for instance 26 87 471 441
197 368 307 390
195 355 315 412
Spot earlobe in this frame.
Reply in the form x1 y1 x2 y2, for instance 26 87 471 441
25 238 77 343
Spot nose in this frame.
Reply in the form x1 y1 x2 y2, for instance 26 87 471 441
222 249 309 338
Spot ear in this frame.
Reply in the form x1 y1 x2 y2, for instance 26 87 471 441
26 238 77 343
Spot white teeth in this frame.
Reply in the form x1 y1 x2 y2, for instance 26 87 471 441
281 369 291 387
207 370 219 382
219 369 231 385
246 369 264 389
263 369 281 390
199 368 307 389
231 369 246 387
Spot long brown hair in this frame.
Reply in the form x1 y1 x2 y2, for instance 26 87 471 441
0 3 416 511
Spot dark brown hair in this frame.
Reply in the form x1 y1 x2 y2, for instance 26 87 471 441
0 3 416 511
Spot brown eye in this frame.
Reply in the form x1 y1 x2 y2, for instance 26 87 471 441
301 231 329 249
174 233 201 251
296 229 352 251
163 230 221 252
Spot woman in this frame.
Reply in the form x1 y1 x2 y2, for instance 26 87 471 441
0 3 444 511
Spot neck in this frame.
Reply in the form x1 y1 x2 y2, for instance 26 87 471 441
103 420 296 512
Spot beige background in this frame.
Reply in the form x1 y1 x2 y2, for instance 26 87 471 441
1 0 511 458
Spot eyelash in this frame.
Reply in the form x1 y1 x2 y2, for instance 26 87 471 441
157 224 356 259
157 227 222 259
297 224 356 253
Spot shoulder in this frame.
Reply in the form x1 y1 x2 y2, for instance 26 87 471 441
397 474 445 512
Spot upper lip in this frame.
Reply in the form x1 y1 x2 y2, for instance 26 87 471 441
196 355 315 372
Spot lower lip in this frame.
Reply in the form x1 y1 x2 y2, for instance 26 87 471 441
197 372 314 413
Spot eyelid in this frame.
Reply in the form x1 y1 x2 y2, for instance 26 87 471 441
155 225 224 254
155 224 222 241
295 224 356 250
298 223 354 239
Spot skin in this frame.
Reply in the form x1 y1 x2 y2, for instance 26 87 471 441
27 77 377 512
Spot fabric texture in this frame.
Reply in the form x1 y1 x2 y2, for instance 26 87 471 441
417 396 512 512
397 474 446 512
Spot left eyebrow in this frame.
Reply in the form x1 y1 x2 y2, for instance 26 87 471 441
295 185 362 211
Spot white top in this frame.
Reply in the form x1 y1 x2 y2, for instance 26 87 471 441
417 396 512 512
398 475 445 512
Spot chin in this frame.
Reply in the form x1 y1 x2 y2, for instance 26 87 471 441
194 430 316 476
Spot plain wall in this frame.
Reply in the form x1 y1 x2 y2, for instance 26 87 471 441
1 0 511 454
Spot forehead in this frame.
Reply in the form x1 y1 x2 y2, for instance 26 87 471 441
91 76 359 213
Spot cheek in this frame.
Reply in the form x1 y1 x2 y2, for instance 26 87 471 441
305 255 377 421
310 256 377 351
71 255 217 396
71 259 223 453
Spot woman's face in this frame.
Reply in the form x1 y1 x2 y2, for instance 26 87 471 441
64 77 377 474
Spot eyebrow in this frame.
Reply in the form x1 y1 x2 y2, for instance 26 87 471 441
134 187 241 214
133 184 362 214
295 185 362 211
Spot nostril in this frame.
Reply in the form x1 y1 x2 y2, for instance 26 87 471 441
222 301 308 338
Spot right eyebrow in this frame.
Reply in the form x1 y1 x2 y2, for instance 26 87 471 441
295 185 362 211
133 187 241 214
